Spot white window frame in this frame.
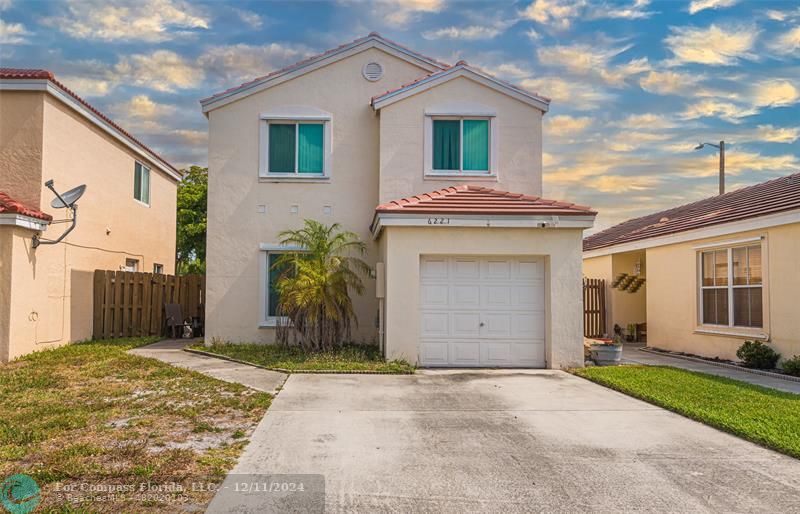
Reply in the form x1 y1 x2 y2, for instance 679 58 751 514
133 161 151 206
153 263 164 274
124 258 139 272
424 114 498 178
697 242 764 330
258 112 332 180
258 244 305 327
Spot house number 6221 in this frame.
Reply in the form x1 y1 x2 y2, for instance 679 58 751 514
427 217 450 225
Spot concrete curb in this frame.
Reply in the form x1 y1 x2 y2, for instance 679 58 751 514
184 347 416 375
638 347 800 384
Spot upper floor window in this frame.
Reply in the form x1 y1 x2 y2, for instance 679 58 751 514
267 122 324 175
432 118 490 173
134 162 150 205
699 244 763 328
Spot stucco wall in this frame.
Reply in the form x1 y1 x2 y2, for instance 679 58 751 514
0 90 44 207
378 76 543 203
0 92 178 361
646 223 800 362
205 48 432 344
380 226 585 369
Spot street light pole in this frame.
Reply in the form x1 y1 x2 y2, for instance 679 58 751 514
694 140 726 195
718 140 725 195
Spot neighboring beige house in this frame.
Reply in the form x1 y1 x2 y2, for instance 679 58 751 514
583 173 800 363
0 68 181 362
202 33 596 369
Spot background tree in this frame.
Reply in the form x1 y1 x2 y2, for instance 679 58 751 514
176 166 207 275
274 220 371 351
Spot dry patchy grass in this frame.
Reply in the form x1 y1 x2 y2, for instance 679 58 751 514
0 337 271 512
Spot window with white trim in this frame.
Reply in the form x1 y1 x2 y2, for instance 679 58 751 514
153 263 164 274
699 244 762 328
134 162 150 204
431 117 491 173
124 258 139 272
264 121 325 176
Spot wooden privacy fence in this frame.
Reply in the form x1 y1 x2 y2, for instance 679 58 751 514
93 270 205 339
583 278 607 338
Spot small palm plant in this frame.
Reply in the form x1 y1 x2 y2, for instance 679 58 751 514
273 220 371 351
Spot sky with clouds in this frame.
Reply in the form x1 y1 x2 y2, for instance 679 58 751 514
1 0 798 230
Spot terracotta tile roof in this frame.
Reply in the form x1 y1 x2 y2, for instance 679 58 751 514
376 185 596 216
200 32 448 104
371 61 550 107
0 68 180 177
583 172 800 252
0 192 52 221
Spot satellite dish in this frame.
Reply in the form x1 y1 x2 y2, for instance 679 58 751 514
50 184 87 208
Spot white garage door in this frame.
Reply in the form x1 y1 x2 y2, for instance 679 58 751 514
419 256 545 368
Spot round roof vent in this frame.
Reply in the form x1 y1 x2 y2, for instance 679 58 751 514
362 62 383 82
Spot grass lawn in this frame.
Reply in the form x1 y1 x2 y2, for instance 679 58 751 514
572 365 800 459
0 337 271 512
193 342 415 373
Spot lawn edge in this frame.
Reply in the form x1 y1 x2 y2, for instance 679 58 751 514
568 367 800 460
639 347 800 384
184 347 415 375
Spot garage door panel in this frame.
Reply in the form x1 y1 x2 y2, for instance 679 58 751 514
420 342 449 365
515 285 544 308
481 343 512 366
421 258 448 279
483 259 511 279
482 286 511 308
450 342 480 366
517 259 544 279
452 312 481 337
452 285 480 307
512 313 544 338
421 284 448 308
453 259 479 278
420 312 449 338
482 313 512 337
511 343 546 367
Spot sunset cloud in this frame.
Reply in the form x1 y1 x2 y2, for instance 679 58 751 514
688 0 738 15
664 24 758 65
44 0 208 42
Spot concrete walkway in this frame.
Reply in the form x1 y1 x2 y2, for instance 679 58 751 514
129 339 286 394
622 344 800 394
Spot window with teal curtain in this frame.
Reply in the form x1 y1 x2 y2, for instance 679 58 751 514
268 253 287 317
269 124 295 173
298 123 324 174
433 120 460 170
462 120 489 171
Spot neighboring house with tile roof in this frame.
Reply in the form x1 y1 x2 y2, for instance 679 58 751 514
583 172 800 364
0 69 181 362
202 33 596 369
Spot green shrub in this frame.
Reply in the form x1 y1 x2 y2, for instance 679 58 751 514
782 355 800 377
736 341 780 369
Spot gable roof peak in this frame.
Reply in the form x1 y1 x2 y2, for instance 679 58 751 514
200 32 448 113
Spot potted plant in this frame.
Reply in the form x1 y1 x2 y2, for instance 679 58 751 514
590 334 624 365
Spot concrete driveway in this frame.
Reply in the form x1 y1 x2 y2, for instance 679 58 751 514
209 370 800 513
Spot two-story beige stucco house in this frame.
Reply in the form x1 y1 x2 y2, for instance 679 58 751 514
202 34 596 369
0 68 181 362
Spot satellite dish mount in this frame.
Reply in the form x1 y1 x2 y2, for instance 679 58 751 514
32 180 87 248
